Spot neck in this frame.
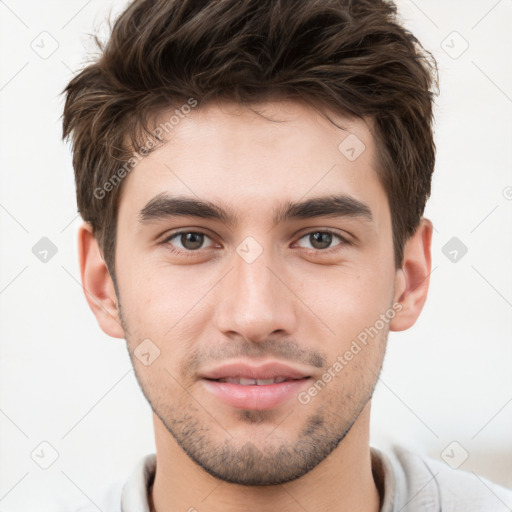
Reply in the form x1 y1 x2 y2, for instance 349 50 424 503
150 402 381 512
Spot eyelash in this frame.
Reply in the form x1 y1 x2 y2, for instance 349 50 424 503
161 229 351 258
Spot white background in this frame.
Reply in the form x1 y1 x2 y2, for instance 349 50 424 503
0 0 511 510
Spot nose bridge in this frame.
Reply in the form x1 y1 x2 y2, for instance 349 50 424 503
236 248 275 305
214 239 296 342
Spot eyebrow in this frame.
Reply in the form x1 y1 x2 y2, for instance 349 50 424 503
138 193 374 227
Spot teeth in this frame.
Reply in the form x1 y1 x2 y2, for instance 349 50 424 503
217 377 289 385
256 378 276 385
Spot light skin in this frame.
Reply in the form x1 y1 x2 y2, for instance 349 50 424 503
78 99 432 512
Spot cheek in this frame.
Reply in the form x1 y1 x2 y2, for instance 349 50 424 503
295 265 394 341
119 258 207 328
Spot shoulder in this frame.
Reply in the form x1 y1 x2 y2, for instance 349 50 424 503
384 444 512 512
72 453 156 512
72 479 124 512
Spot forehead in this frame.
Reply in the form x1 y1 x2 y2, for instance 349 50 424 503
118 99 388 227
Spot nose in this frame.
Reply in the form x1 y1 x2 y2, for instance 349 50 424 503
212 244 298 344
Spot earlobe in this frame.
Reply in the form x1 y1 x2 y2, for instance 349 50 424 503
78 222 125 339
389 218 433 332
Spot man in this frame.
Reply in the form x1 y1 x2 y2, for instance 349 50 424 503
62 0 512 510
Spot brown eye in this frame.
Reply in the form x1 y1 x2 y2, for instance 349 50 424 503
296 230 347 251
310 232 333 250
164 231 214 252
178 232 205 250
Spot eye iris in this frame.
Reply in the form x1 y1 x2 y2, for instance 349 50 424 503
181 232 204 250
310 232 332 250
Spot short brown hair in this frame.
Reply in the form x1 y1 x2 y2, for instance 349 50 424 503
62 0 438 276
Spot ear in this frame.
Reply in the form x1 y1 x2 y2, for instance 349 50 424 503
77 222 125 339
390 218 433 332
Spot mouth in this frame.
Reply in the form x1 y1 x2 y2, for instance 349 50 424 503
199 361 313 410
206 376 305 385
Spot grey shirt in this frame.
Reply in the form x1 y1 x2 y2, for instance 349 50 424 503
77 445 512 511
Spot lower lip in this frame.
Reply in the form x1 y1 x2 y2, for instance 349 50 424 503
201 378 310 410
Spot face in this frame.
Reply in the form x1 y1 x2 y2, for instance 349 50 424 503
113 99 403 485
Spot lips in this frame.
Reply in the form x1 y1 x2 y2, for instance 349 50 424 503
200 361 311 381
199 361 312 410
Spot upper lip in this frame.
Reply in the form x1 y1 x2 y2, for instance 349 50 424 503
199 360 312 380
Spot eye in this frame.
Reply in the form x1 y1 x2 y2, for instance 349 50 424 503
163 231 215 253
161 228 350 257
295 230 349 252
